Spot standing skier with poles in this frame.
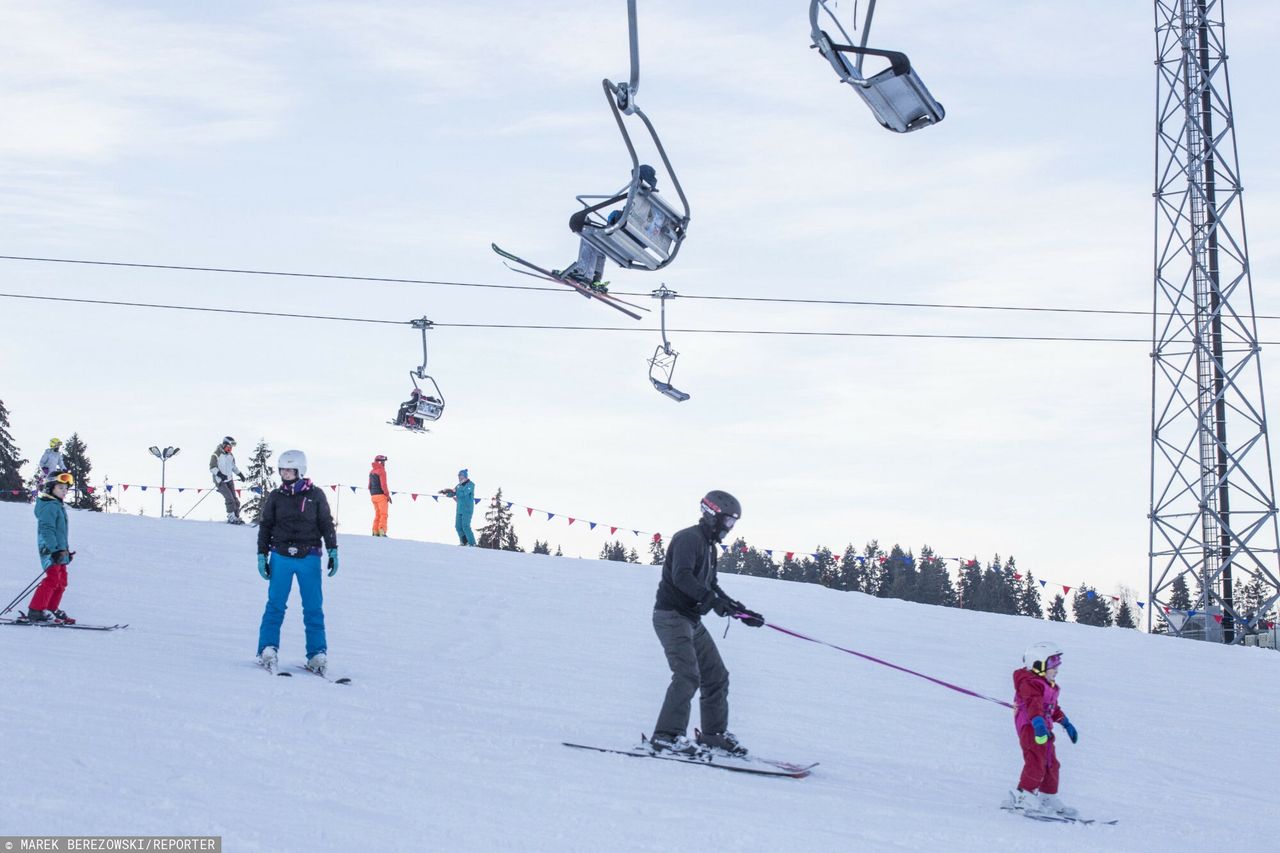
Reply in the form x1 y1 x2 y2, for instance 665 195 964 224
20 470 78 624
440 469 476 546
255 450 339 675
210 436 246 524
369 455 391 537
649 490 764 757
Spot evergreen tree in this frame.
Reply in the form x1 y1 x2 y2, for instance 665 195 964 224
814 546 839 589
839 545 866 593
1019 570 1044 619
1115 598 1137 629
1072 585 1114 627
627 547 641 564
478 488 522 551
862 541 885 596
599 540 629 562
0 399 28 502
915 547 957 607
61 433 101 511
1048 594 1068 622
554 544 563 557
885 545 919 602
649 533 666 566
532 540 551 555
957 559 982 610
242 439 275 525
1168 572 1192 611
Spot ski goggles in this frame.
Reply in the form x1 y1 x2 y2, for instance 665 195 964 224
49 472 74 486
721 515 738 530
1044 654 1062 670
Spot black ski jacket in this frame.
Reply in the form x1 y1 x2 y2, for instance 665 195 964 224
257 480 337 557
654 520 723 620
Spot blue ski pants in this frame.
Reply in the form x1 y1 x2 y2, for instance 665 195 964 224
257 552 327 659
456 515 476 546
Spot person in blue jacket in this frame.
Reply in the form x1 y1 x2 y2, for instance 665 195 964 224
440 469 476 546
24 470 77 624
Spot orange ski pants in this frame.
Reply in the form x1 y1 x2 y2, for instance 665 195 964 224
371 494 389 535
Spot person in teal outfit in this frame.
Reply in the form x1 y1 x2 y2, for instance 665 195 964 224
441 469 476 545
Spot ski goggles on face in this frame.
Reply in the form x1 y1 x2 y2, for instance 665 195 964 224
1045 654 1062 670
50 472 74 486
721 515 738 530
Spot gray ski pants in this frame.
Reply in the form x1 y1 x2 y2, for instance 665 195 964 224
652 609 729 740
216 480 241 516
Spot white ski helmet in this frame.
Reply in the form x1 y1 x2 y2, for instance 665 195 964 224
1023 641 1064 675
278 449 308 478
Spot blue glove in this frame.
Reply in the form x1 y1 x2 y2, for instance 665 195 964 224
327 548 339 577
257 554 270 580
1061 717 1078 744
1031 716 1049 745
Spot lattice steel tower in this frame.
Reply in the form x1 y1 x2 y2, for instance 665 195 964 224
1149 0 1280 640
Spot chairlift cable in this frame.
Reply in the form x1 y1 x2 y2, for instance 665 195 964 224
2 253 1259 320
5 290 1265 344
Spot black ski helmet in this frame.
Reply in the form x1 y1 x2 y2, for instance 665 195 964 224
701 490 741 540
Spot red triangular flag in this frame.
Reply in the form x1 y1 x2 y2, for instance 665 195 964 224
330 485 338 492
1062 586 1071 595
610 526 618 535
1013 572 1022 580
568 518 576 526
1213 614 1224 624
411 493 418 501
785 552 794 561
159 487 166 493
235 489 242 496
122 484 130 491
527 507 534 516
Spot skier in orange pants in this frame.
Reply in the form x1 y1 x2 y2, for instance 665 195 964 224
369 455 391 536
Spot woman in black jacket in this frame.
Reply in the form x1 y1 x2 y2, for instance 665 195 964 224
255 449 338 675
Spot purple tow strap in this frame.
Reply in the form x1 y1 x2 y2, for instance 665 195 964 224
738 614 1014 710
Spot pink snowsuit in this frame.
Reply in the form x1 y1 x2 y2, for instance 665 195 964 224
1013 668 1066 794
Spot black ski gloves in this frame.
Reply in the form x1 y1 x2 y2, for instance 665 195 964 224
50 550 73 565
735 609 765 628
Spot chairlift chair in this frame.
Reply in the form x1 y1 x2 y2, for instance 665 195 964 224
648 285 690 402
570 0 691 276
809 0 944 133
393 318 444 430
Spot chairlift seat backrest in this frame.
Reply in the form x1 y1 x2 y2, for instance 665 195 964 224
578 184 685 272
815 32 944 133
414 398 444 421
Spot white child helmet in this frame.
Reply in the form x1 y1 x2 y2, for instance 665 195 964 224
278 449 308 478
1023 641 1064 675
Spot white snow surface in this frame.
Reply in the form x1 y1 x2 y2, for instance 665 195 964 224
2 502 1277 852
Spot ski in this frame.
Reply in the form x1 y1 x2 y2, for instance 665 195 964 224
293 664 352 685
492 243 647 321
0 618 127 631
563 741 813 778
694 729 818 773
1002 806 1117 826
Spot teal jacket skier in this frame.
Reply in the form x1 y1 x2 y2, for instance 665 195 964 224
445 469 476 546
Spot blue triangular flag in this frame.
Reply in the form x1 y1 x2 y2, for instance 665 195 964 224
350 486 358 494
505 502 512 510
547 513 555 521
432 495 439 502
140 486 148 491
589 522 597 531
1086 590 1096 599
1137 601 1145 609
1038 579 1046 587
474 498 481 505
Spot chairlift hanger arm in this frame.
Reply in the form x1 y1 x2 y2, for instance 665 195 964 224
411 316 433 378
598 80 692 235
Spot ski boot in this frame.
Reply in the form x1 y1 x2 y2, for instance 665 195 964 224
21 609 52 623
306 652 328 676
696 730 748 757
1004 788 1046 815
648 734 702 757
1038 793 1078 818
258 646 279 673
50 609 76 625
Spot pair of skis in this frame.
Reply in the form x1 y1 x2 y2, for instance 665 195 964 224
563 736 817 779
259 658 351 685
1000 804 1117 826
0 617 127 631
492 244 648 321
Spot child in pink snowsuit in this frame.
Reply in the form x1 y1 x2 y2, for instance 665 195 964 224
1010 642 1079 817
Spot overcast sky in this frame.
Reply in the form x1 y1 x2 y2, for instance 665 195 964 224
3 0 1279 608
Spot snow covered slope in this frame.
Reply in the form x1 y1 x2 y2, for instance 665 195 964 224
1 502 1277 851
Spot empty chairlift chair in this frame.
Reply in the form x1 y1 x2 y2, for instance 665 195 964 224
809 0 944 133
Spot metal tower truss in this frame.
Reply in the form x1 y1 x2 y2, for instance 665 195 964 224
1149 0 1280 640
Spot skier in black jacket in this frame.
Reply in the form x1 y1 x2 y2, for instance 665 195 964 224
651 490 764 757
255 449 339 675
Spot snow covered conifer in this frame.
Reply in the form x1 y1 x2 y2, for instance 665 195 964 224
478 488 522 551
0 398 28 502
1048 594 1068 622
62 433 102 511
242 439 275 525
649 533 666 566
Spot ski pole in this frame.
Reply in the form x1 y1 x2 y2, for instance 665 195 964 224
1 570 47 618
181 488 214 519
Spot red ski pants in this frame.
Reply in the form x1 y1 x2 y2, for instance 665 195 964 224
1017 725 1060 794
30 564 68 612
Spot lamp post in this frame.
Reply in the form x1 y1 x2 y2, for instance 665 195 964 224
148 446 180 517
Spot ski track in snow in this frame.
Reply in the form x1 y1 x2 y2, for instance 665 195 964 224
1 503 1277 851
